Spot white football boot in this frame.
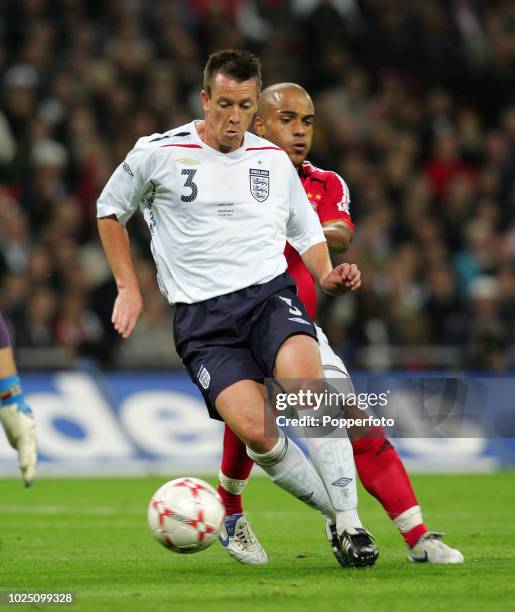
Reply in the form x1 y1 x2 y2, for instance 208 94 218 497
219 513 268 565
409 531 464 564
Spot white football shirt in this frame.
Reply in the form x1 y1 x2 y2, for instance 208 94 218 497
97 121 326 304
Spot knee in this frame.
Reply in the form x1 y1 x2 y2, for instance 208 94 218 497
243 424 276 454
274 335 323 379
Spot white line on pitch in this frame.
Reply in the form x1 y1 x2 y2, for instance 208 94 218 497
0 505 145 516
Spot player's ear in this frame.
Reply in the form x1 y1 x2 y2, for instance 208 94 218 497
200 89 210 113
254 115 265 137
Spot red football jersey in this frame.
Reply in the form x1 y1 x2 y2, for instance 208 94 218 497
285 160 355 320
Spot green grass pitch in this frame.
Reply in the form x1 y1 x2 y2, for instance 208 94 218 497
1 473 514 611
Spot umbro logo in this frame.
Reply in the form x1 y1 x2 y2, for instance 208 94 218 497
122 162 134 176
332 477 353 488
176 157 200 165
288 317 311 325
298 492 314 502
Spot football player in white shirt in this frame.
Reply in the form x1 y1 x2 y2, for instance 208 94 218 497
97 49 377 567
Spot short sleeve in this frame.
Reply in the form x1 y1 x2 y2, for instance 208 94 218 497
97 139 151 225
286 163 326 254
318 171 354 232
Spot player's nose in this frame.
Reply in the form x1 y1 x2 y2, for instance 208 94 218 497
293 120 305 135
229 107 241 124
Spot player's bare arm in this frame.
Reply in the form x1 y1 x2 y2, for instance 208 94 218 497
97 215 143 339
300 241 361 296
322 220 354 253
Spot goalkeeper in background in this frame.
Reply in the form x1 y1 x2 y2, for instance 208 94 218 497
0 311 37 486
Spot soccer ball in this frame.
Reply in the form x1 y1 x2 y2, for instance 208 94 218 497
148 477 225 554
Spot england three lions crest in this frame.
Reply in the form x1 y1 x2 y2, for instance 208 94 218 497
249 168 269 202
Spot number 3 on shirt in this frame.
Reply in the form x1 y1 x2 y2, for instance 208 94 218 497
180 169 198 202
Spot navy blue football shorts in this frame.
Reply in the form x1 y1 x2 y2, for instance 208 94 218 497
173 272 318 420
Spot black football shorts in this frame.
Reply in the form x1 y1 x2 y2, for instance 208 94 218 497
173 272 317 420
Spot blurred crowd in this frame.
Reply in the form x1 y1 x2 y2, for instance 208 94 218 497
0 0 514 371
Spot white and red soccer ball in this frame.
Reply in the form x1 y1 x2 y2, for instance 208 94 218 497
148 477 225 554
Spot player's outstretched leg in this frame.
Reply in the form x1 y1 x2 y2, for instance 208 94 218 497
216 380 340 563
302 423 378 568
273 334 378 568
351 426 464 564
247 430 335 521
248 432 378 568
317 324 461 564
217 425 267 565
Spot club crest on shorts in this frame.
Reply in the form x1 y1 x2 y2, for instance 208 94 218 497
249 168 269 202
197 365 211 389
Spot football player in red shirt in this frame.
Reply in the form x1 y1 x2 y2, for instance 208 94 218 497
217 82 464 566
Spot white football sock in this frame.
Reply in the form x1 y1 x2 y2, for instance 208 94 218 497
304 436 362 533
394 505 424 533
218 471 249 496
247 433 335 522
